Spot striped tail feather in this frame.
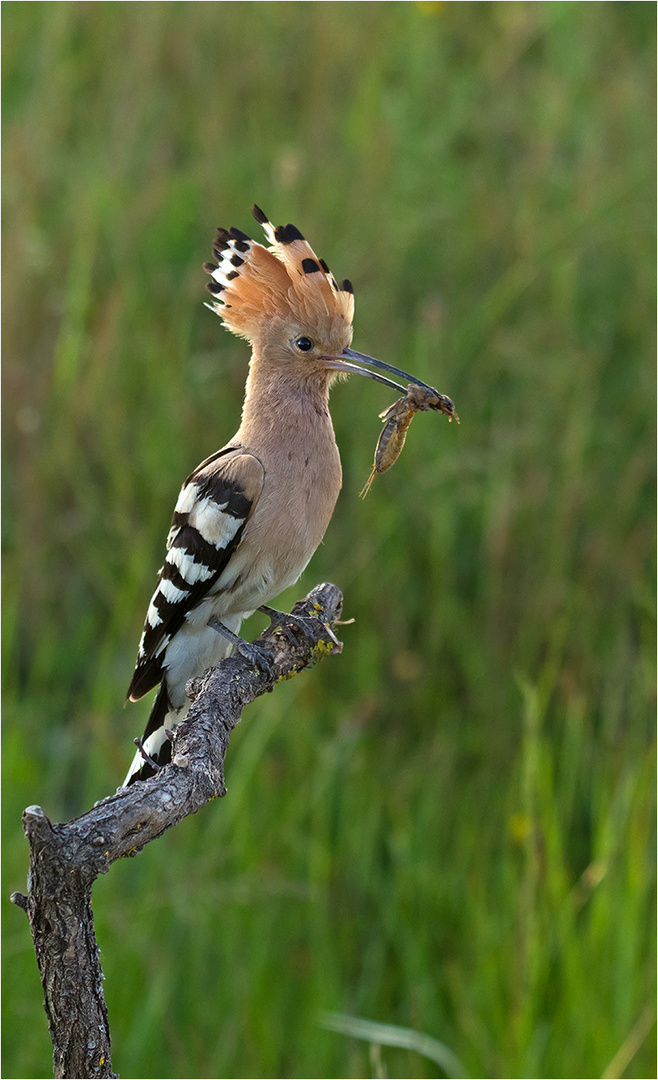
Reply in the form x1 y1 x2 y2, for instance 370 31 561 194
123 684 174 786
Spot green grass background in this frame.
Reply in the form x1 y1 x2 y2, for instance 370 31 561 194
2 3 655 1077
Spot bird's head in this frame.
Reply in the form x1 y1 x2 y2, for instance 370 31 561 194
204 206 440 395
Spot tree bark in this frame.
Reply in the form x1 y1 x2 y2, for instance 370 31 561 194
10 582 343 1080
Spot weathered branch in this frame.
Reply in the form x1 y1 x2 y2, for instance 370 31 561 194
11 582 343 1080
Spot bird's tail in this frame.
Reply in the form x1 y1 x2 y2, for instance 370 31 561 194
123 684 181 787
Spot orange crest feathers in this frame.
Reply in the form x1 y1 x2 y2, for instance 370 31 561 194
203 205 355 341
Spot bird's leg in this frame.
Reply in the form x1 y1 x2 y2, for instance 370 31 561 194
133 736 162 773
258 604 340 649
208 615 273 673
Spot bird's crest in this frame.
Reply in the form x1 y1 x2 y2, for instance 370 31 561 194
203 205 355 342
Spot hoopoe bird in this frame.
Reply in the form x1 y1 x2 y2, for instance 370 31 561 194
124 205 445 785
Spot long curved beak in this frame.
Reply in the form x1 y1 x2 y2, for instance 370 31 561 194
323 347 439 395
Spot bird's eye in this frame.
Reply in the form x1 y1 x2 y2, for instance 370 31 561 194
295 336 314 352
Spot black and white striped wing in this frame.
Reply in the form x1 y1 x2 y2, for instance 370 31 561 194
126 448 264 704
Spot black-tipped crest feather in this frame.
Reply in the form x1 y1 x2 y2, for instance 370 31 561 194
204 205 355 340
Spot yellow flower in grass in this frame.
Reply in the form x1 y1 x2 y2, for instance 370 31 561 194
509 813 533 843
416 1 446 15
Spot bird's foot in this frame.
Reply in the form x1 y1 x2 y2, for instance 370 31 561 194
208 616 274 674
133 736 163 773
258 604 340 649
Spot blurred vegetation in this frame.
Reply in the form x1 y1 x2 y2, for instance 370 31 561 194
2 2 655 1078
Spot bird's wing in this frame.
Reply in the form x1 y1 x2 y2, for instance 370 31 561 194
126 447 264 703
